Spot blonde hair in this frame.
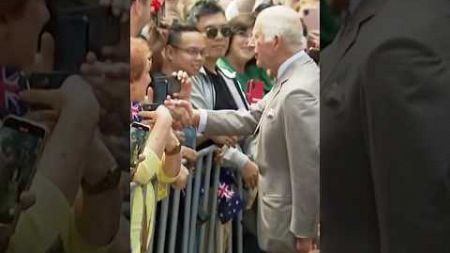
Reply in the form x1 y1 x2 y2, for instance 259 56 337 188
130 37 151 82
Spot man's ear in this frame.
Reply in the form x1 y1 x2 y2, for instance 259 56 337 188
273 35 281 49
165 45 175 61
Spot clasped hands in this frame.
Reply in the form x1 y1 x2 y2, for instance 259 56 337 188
138 97 194 130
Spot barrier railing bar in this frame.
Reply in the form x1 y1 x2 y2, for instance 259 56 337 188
156 193 170 253
181 174 193 253
188 154 205 253
207 162 221 253
198 151 214 253
168 188 181 253
147 184 156 253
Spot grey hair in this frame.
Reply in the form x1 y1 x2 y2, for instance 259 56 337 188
255 5 305 50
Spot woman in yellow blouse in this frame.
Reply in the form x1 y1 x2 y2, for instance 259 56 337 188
130 37 184 253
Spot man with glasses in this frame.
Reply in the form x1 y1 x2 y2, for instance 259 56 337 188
152 22 205 166
161 23 207 77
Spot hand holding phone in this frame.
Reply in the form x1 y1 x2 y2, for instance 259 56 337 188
130 122 150 169
0 116 47 228
151 73 181 105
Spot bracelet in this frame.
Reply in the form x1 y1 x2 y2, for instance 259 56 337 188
165 141 181 156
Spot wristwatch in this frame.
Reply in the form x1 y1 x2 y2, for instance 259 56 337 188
81 166 121 195
165 140 181 155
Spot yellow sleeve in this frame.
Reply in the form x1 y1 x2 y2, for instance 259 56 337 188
132 147 161 185
156 182 169 201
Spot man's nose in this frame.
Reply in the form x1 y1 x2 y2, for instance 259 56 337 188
248 37 256 47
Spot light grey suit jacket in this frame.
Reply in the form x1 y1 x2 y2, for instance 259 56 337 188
202 51 320 252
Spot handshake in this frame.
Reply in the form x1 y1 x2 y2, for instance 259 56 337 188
138 97 197 131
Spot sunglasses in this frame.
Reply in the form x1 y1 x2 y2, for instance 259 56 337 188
205 26 232 39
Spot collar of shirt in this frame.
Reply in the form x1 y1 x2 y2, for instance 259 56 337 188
277 50 306 81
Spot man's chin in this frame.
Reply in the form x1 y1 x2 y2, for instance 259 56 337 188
255 60 264 68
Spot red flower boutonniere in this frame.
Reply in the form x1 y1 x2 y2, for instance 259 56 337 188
150 0 162 13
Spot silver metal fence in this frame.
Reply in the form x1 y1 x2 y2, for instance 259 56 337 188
148 145 244 253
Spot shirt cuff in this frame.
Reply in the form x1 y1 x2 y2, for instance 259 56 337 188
197 109 208 133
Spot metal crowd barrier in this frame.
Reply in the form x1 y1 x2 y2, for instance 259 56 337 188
148 145 244 253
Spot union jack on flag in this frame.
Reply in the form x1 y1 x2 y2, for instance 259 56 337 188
130 102 141 123
217 182 234 199
217 168 243 224
0 66 29 118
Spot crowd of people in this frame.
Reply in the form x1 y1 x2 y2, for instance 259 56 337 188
130 0 320 253
0 0 320 252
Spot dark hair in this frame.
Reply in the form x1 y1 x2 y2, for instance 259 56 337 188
226 13 256 56
167 22 201 46
254 1 274 16
228 13 256 34
186 1 225 26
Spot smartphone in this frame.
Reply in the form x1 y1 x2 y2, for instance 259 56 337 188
0 116 47 226
27 72 71 89
246 79 264 104
130 122 150 168
151 74 181 105
141 103 159 112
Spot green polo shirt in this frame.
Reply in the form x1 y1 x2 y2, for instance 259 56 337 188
217 57 273 94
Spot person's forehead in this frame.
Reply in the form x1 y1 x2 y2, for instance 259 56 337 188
180 32 206 45
181 32 206 48
197 13 227 28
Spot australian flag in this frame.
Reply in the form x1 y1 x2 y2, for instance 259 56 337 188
217 168 243 224
0 66 29 119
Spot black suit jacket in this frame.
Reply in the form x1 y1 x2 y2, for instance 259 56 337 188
320 0 450 252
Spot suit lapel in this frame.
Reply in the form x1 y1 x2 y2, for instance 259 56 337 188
253 80 285 135
253 54 310 135
321 0 388 86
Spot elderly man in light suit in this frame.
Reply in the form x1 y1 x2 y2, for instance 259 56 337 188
182 5 319 253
